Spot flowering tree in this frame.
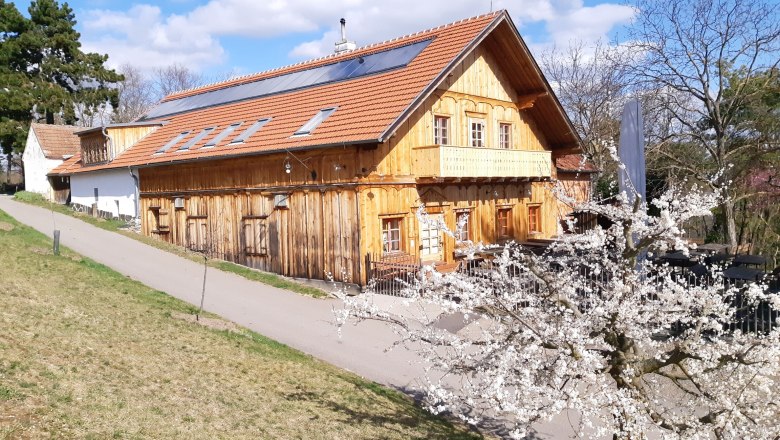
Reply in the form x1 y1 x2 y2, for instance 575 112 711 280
335 184 780 439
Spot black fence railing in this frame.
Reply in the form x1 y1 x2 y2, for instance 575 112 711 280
367 251 780 336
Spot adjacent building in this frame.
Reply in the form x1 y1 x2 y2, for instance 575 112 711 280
22 123 80 202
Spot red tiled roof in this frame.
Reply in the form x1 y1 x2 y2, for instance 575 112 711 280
556 154 598 173
30 123 81 159
67 13 501 174
47 153 82 176
67 11 581 174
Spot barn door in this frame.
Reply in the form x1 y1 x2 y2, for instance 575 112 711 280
419 214 443 262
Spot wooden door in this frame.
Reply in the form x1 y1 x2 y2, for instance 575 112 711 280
419 214 443 261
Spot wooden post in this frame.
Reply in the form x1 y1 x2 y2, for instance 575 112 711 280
53 230 60 256
91 203 98 217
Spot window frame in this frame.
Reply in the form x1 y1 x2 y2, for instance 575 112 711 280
528 204 542 234
433 115 450 145
497 207 512 238
469 117 486 148
149 207 170 234
381 217 404 255
454 209 472 244
498 122 512 149
242 216 268 256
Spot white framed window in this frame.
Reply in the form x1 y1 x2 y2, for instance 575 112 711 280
470 118 485 147
454 209 472 243
499 123 512 149
434 115 449 145
382 218 403 254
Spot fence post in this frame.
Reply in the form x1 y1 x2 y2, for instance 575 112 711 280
53 229 60 256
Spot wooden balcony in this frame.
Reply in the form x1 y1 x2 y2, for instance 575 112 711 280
413 145 552 179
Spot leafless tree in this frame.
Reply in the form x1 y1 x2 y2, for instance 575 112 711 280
152 63 203 99
112 64 155 123
626 0 780 249
540 41 633 181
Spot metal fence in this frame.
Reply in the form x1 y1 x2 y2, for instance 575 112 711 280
366 252 422 297
367 252 779 335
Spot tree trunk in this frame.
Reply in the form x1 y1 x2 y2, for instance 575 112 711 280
723 199 738 251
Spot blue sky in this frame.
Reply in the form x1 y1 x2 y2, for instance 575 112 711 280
17 0 637 77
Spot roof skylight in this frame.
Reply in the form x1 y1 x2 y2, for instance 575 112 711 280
294 108 336 136
178 127 215 151
230 118 271 144
203 122 242 148
156 131 191 154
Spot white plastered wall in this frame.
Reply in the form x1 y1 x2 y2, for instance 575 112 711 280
22 129 62 199
71 168 137 218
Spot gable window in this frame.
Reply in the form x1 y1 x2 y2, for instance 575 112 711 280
497 207 512 238
528 205 541 233
434 115 449 145
470 118 485 147
242 217 268 256
294 107 337 136
454 209 471 243
499 123 512 149
382 218 403 254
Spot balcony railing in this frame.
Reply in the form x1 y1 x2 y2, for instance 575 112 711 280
413 145 552 179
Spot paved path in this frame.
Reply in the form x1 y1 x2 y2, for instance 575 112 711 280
0 196 579 439
0 196 424 389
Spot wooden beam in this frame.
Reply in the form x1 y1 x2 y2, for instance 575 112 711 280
516 91 548 110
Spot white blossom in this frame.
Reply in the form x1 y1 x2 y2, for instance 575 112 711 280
334 183 780 439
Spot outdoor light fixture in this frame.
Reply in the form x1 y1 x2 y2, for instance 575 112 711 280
284 158 292 174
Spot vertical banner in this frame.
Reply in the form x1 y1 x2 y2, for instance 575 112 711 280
618 99 646 205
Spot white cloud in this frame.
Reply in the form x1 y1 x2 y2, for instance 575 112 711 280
79 0 636 72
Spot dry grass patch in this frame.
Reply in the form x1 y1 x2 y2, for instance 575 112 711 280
0 210 480 440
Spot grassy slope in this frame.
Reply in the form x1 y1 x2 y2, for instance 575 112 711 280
12 191 327 298
0 210 480 439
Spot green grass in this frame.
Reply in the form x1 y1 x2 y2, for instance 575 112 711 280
0 209 481 439
13 191 328 298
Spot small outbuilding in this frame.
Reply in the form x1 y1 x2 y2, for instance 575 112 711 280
22 123 81 202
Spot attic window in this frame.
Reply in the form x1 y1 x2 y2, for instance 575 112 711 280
156 131 191 154
203 122 242 148
178 127 215 151
230 118 271 144
293 107 336 136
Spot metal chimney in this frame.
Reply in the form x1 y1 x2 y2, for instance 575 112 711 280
334 17 357 54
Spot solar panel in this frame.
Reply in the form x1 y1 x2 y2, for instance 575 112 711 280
294 108 336 136
156 131 191 153
142 38 433 120
203 122 242 148
178 127 215 151
230 118 271 144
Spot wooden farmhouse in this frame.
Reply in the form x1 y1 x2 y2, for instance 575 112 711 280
49 11 585 286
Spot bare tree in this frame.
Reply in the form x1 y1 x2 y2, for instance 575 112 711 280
152 63 203 99
626 0 780 249
112 64 155 123
540 41 632 180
